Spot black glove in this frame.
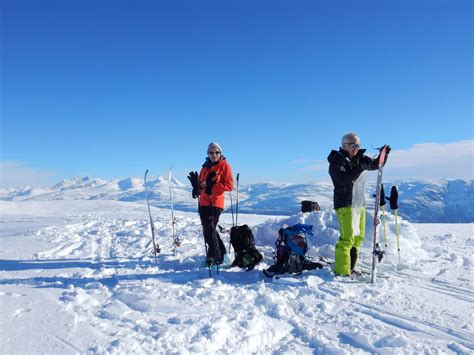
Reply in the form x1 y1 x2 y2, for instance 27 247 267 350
205 171 217 195
380 184 387 206
187 171 200 199
377 145 391 165
386 185 398 210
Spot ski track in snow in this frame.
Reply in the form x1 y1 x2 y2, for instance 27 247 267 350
0 201 473 354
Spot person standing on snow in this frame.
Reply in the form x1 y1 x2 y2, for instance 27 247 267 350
188 142 234 266
327 133 390 276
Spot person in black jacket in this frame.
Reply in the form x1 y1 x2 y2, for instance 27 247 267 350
327 133 390 276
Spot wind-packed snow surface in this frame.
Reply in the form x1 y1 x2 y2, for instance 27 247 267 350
1 200 473 354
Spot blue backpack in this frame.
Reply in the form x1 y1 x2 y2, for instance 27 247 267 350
263 223 328 277
274 223 313 274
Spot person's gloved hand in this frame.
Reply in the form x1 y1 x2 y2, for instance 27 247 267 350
205 171 217 195
187 171 200 199
378 145 391 165
380 145 391 155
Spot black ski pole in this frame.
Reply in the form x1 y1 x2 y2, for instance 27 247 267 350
236 173 240 226
228 190 234 255
230 190 235 227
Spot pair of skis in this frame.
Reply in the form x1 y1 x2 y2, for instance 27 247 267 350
370 146 401 283
144 168 181 264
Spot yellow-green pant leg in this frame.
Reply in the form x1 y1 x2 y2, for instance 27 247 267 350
335 207 353 275
352 207 366 270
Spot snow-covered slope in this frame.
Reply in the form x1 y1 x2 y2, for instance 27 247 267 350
0 176 472 222
396 180 474 222
1 200 472 353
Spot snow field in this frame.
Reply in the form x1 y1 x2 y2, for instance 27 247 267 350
0 200 473 354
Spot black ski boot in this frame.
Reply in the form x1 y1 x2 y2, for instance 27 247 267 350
350 247 358 271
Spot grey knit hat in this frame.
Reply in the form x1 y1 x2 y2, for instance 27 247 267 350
207 142 222 153
341 133 360 147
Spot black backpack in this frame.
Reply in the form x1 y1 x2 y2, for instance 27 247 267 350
230 225 263 270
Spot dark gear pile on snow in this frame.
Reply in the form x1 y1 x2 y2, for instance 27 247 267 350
263 223 325 277
230 224 263 270
300 200 321 213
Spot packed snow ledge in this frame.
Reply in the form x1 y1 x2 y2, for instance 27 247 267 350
1 200 473 354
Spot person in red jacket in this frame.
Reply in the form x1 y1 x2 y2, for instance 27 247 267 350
188 142 234 265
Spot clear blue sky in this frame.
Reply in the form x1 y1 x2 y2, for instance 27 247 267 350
1 0 472 187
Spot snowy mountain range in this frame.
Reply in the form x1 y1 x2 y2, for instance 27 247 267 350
1 176 472 223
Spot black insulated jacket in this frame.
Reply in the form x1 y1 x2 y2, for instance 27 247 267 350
327 148 383 209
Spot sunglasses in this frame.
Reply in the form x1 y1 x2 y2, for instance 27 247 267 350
208 151 221 155
344 142 360 149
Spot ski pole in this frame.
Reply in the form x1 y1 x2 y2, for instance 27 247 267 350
394 209 401 265
380 185 388 257
388 186 400 266
236 173 240 226
228 190 234 255
230 190 235 227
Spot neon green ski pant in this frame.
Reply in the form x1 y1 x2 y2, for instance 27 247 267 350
334 207 366 275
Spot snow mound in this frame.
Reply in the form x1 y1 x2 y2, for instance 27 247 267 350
254 210 424 269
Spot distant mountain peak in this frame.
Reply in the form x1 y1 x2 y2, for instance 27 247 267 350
1 176 472 222
53 176 107 190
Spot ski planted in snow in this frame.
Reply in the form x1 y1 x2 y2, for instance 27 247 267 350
168 166 181 252
144 169 160 263
371 146 388 284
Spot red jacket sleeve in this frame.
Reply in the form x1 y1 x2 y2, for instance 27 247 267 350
213 162 234 195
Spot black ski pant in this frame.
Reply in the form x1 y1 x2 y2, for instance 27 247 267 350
199 206 226 260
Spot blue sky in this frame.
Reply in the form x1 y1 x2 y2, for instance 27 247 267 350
1 0 472 187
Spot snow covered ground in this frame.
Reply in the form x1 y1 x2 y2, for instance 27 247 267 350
1 200 473 354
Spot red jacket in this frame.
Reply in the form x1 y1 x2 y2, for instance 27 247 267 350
199 157 234 209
